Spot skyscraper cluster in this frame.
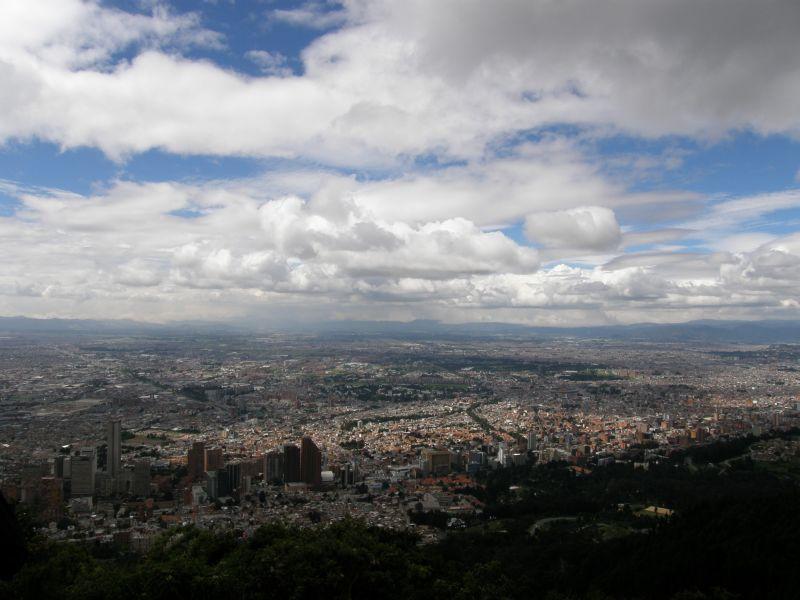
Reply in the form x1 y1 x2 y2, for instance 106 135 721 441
33 417 151 504
187 435 325 502
259 437 322 487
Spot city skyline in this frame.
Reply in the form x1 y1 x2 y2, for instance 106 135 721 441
3 329 797 558
0 0 799 327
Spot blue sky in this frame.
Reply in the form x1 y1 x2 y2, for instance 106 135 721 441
0 0 799 326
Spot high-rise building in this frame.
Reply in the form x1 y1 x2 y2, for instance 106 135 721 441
497 442 509 467
106 418 122 479
283 444 301 483
71 448 97 497
206 470 219 500
420 449 452 476
264 450 284 483
340 458 361 486
204 447 224 472
188 441 206 481
340 463 352 487
56 455 72 479
115 469 133 495
468 450 486 465
241 457 261 479
96 471 115 497
300 436 322 487
226 462 242 495
53 455 68 478
133 459 150 497
219 470 231 496
527 431 538 452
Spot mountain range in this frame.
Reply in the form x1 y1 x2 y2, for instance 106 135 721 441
1 316 799 344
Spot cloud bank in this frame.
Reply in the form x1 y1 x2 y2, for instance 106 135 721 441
1 176 798 325
0 0 799 325
3 0 800 162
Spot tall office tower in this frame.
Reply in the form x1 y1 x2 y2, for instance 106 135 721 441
226 462 242 495
58 455 73 479
300 436 322 487
527 431 538 452
188 441 206 481
205 470 219 500
53 455 67 478
264 451 284 483
283 444 301 483
106 418 122 479
96 471 115 497
420 449 452 476
341 459 360 486
96 444 107 473
204 447 224 472
133 459 151 497
497 443 510 467
71 448 97 497
242 457 261 479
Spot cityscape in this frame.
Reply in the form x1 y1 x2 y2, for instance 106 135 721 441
3 330 798 553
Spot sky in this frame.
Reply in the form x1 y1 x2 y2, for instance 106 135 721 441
0 0 799 327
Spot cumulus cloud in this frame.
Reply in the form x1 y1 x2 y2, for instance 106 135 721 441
0 179 539 314
524 206 621 251
1 1 800 325
1 0 800 163
0 175 798 324
0 0 220 70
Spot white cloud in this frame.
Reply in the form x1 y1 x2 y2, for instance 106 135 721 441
0 0 220 70
711 233 777 254
0 1 799 325
0 176 798 324
245 50 292 77
0 178 538 313
269 2 348 30
620 228 693 249
524 206 621 251
1 0 800 163
355 0 800 137
685 190 800 230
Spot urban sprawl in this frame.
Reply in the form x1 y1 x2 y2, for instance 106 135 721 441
2 334 798 550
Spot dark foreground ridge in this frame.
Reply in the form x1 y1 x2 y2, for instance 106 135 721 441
3 434 799 600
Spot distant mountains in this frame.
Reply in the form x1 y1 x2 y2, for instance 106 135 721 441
297 318 800 344
0 317 235 336
1 315 799 344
